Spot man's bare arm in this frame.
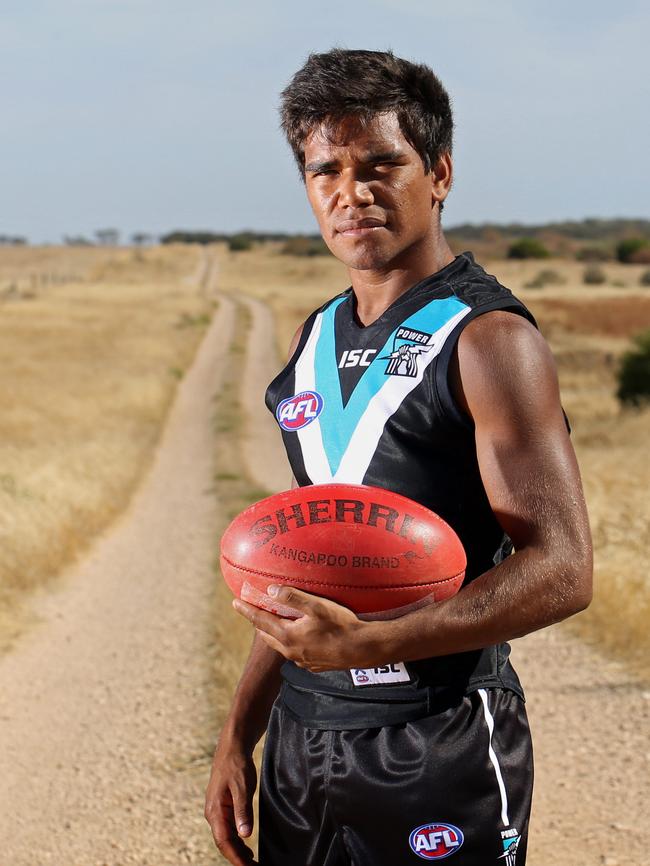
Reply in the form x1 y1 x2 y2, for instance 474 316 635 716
375 310 593 660
204 634 283 865
234 311 593 670
204 320 306 864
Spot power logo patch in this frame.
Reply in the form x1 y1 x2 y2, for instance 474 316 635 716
381 326 433 377
498 828 521 864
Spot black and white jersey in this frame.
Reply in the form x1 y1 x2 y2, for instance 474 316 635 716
265 251 545 728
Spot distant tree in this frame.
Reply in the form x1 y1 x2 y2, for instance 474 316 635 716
616 238 650 264
228 233 254 252
0 235 28 245
131 232 153 246
523 269 565 289
63 235 93 246
583 265 607 285
95 228 120 246
617 330 650 407
161 230 227 245
281 236 331 257
507 238 550 259
576 245 612 262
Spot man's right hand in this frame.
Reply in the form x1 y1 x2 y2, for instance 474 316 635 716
204 736 258 866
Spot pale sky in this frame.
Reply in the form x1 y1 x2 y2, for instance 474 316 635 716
2 0 649 243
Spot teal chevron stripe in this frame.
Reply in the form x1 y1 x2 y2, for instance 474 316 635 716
314 294 469 475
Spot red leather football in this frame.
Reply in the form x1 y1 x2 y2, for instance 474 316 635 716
220 484 466 618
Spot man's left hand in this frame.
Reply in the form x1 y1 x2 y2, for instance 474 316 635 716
232 586 378 672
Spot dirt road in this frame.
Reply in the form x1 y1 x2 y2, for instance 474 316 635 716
0 284 233 864
0 284 648 866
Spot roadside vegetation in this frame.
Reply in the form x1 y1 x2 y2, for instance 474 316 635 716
0 245 213 652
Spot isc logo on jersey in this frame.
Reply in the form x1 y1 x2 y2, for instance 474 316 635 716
338 348 377 368
276 391 324 431
408 823 464 860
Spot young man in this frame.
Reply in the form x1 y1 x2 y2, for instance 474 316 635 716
205 49 592 866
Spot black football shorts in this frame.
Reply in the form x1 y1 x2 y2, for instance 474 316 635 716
259 688 533 865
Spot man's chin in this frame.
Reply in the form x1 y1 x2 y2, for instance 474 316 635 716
330 240 395 272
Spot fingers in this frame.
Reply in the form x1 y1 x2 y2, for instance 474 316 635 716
232 599 289 640
232 776 254 838
233 585 342 630
267 584 329 615
212 828 256 866
255 628 289 657
205 795 256 866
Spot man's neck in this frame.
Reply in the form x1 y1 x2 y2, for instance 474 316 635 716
348 234 455 327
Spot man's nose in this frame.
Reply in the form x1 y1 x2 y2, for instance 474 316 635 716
337 173 374 208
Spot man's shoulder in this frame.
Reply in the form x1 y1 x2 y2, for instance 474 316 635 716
448 252 530 315
457 308 547 358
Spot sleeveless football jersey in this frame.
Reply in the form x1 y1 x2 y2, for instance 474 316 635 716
264 251 548 729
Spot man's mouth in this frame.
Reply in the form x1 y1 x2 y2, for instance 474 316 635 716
335 217 386 236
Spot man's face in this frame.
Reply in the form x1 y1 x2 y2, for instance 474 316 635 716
303 112 448 271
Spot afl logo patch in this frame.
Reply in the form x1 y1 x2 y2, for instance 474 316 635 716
408 823 464 860
276 391 324 431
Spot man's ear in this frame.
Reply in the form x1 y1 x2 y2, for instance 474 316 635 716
431 152 453 208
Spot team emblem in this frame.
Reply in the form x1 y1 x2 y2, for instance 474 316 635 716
381 326 433 377
499 828 521 865
276 391 324 431
408 823 464 859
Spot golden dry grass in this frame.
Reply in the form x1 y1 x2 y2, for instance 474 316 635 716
0 244 213 651
216 243 650 672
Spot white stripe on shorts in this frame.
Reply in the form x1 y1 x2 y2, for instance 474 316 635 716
478 688 510 827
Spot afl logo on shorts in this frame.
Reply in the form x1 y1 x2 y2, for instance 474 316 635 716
408 823 464 860
276 391 324 431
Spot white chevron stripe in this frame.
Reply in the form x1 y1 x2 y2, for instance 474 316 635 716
293 312 333 483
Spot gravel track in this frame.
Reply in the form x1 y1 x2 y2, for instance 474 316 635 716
0 281 233 865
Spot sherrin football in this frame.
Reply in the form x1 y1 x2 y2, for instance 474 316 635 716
220 484 466 618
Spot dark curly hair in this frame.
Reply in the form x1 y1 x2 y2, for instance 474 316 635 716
280 48 454 182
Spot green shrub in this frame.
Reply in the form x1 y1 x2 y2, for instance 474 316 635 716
640 270 650 287
617 330 650 407
576 246 612 262
280 236 330 257
583 265 607 285
507 238 550 259
524 269 566 289
228 234 254 252
616 238 650 264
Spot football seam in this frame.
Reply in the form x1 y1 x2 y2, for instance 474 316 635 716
229 483 461 537
221 554 464 590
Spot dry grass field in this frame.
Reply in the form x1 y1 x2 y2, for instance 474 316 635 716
216 242 650 673
0 244 214 651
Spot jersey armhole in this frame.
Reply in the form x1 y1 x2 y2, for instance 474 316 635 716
433 299 540 431
264 308 320 414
